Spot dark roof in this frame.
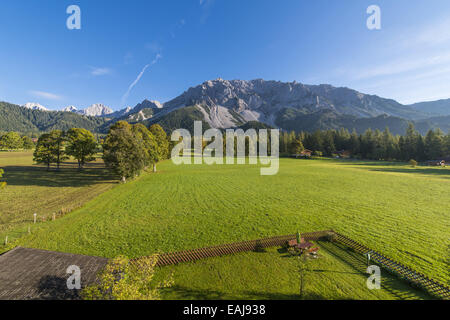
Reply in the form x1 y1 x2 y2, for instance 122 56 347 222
296 242 314 249
0 247 107 300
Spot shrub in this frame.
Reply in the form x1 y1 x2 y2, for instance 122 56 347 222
313 151 323 157
82 255 173 300
409 159 418 168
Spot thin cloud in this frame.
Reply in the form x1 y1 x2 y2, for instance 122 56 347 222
29 90 62 101
200 0 215 24
124 52 133 65
90 66 113 76
146 41 163 53
399 18 450 49
349 52 450 80
121 54 162 106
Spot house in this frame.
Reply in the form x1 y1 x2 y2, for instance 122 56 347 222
335 150 351 159
300 149 312 157
293 149 312 158
427 160 446 167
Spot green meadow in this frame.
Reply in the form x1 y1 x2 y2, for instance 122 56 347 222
0 151 116 239
1 152 449 299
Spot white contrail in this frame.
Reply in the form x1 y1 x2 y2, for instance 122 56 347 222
121 54 161 105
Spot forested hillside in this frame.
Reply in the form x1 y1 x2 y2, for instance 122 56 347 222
0 102 108 133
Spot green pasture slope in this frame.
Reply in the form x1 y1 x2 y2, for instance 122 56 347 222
0 151 116 240
2 156 449 299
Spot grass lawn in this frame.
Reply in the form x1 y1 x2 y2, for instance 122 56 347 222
1 155 449 299
156 242 430 300
0 151 117 241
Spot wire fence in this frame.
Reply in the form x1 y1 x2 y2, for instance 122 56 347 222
331 231 450 300
132 229 449 300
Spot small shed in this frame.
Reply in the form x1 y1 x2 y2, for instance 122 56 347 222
427 160 446 167
293 149 312 158
335 150 351 158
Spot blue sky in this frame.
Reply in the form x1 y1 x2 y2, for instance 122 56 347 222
1 0 450 110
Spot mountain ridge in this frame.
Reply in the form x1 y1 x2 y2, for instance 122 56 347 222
2 79 450 134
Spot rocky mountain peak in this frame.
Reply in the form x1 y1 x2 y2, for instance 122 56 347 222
81 104 113 117
23 102 48 111
62 105 78 112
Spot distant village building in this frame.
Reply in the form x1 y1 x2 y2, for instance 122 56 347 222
427 160 446 167
293 149 312 158
335 150 351 159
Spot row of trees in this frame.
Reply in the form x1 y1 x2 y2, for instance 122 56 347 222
0 131 35 150
28 122 170 182
33 128 98 170
102 121 169 182
280 124 450 161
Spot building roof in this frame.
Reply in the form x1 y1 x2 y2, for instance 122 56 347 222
0 247 107 300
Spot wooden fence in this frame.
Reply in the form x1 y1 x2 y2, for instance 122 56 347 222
331 231 450 300
134 230 334 267
131 229 449 299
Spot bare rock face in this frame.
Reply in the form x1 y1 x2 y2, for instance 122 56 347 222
150 79 424 129
62 105 78 112
131 99 163 113
80 104 113 117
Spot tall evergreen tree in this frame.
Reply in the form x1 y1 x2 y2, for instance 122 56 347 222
289 138 305 155
424 129 444 160
322 131 336 156
401 123 419 161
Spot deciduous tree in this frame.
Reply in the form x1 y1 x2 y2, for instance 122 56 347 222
131 123 158 169
0 132 23 150
33 133 57 170
0 168 6 189
149 124 169 172
82 255 173 300
48 130 68 170
103 121 146 182
22 136 35 150
66 128 97 169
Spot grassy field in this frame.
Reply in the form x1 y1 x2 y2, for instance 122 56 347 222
1 154 449 299
0 151 117 241
156 243 429 300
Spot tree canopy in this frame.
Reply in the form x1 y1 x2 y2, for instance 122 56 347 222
66 128 98 168
102 121 147 182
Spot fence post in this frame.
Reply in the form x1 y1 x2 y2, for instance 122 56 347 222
4 236 7 245
33 213 37 224
53 213 56 221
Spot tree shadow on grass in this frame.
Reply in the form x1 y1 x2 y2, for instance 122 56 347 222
332 159 450 179
1 162 117 187
366 167 450 179
333 159 450 177
162 285 328 300
318 241 431 300
162 285 227 300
